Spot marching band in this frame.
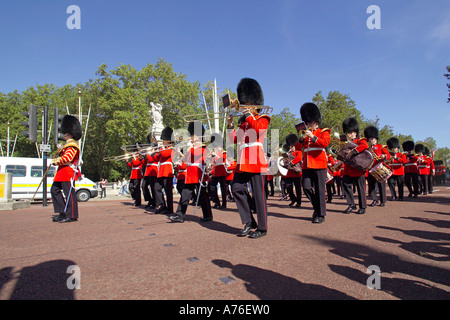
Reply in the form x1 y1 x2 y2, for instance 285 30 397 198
97 77 442 238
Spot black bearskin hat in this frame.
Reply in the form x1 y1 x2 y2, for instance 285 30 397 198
300 103 321 125
61 115 82 140
161 126 174 142
281 144 290 154
386 137 400 150
286 133 299 147
342 117 359 135
188 121 205 137
363 126 379 140
402 140 415 152
237 78 264 106
415 143 425 154
424 147 430 156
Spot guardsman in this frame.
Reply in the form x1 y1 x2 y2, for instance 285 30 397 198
285 134 302 207
227 78 270 238
424 147 435 194
364 126 391 207
51 115 82 223
341 117 369 214
402 140 419 198
154 127 175 214
142 134 158 209
415 143 429 195
209 134 228 209
127 143 144 207
294 103 330 223
326 149 336 203
225 146 237 202
386 137 406 201
169 121 212 223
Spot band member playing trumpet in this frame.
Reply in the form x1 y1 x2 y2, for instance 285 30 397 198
142 133 158 209
402 140 419 198
127 143 144 207
415 143 428 195
227 78 270 238
169 121 212 223
285 134 302 207
386 137 406 201
209 134 228 209
294 103 330 223
341 117 368 214
51 115 82 223
154 127 175 214
364 126 391 207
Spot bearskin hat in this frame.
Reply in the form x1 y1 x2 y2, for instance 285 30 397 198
363 126 379 140
286 133 299 147
161 126 174 142
281 144 290 154
188 121 205 137
415 143 425 154
424 147 430 156
386 137 400 150
300 103 321 125
342 117 359 135
61 115 82 140
237 78 264 106
402 140 415 152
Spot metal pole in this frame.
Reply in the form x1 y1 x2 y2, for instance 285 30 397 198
42 106 48 207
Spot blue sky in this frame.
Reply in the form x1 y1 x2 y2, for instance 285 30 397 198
1 0 449 148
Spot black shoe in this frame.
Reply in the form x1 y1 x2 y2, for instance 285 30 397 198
312 216 325 224
369 200 379 207
295 203 301 208
344 205 357 214
200 217 212 222
408 193 413 198
59 217 78 223
356 208 366 214
379 202 385 207
237 222 256 237
52 214 65 222
248 229 267 238
213 203 220 209
390 197 397 201
168 215 184 223
288 201 296 207
219 205 227 209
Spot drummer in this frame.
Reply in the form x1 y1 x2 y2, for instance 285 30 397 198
364 126 391 207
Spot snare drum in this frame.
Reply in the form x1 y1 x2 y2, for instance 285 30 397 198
326 169 334 184
369 162 393 183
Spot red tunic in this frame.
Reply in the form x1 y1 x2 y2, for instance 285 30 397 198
157 147 174 178
225 160 237 182
285 150 303 178
417 155 430 175
370 144 391 167
295 128 330 170
127 157 143 179
176 162 187 181
185 145 209 184
389 152 406 176
144 152 159 177
212 151 227 177
404 153 419 174
228 114 270 173
53 139 80 182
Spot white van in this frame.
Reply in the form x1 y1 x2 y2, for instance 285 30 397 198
0 157 98 202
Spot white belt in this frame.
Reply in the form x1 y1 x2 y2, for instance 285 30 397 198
404 163 417 166
187 163 204 167
132 167 141 170
240 142 263 150
418 165 428 168
147 163 158 167
304 147 325 153
158 162 173 166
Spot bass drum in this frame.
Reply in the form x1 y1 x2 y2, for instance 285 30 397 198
337 141 374 171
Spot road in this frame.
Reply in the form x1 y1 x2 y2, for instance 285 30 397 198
0 183 449 303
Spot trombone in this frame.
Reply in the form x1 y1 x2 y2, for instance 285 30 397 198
183 94 273 123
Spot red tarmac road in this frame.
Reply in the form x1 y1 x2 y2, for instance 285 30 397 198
0 185 449 300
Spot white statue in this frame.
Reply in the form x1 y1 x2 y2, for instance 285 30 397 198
149 102 164 140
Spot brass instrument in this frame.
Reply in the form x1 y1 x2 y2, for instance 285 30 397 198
183 94 273 123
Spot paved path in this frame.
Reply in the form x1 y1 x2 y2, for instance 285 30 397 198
0 184 449 301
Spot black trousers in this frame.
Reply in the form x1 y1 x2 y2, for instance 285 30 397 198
387 175 404 199
264 177 274 197
428 175 434 193
142 175 156 205
285 177 302 205
404 172 419 196
210 176 227 207
367 174 387 203
51 181 78 219
342 175 367 209
232 172 268 231
154 176 173 213
302 169 327 217
418 174 428 194
129 179 142 205
175 183 212 219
